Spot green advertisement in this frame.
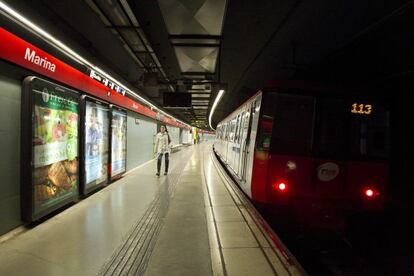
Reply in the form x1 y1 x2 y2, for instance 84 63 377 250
32 86 79 214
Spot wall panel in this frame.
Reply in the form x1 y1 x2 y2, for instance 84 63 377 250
126 111 157 171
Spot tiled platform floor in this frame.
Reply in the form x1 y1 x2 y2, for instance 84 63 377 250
0 142 303 276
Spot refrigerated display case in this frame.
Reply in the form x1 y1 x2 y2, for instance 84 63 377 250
80 96 109 195
110 106 127 180
21 77 79 221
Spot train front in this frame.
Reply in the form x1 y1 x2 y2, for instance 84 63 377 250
251 87 390 226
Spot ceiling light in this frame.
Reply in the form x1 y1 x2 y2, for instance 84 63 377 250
208 89 225 130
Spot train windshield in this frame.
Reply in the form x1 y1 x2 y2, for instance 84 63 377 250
315 99 390 159
261 94 314 155
348 102 390 158
262 92 390 159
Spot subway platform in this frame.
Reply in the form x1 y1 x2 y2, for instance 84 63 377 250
0 143 303 276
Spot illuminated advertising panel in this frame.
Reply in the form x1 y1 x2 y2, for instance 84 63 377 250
22 77 79 221
83 98 109 193
110 108 127 179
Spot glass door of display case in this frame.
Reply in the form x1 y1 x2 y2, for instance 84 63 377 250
80 96 110 195
109 106 127 181
21 77 79 222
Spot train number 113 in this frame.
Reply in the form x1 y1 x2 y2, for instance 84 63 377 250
351 103 372 115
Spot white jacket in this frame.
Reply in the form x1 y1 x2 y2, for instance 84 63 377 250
155 132 171 155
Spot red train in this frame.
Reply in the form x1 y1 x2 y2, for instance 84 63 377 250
213 81 390 224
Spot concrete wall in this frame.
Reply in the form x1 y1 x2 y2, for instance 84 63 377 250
181 129 191 144
0 74 22 235
168 126 180 147
126 111 157 171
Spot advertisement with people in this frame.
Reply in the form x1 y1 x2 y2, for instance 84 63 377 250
111 108 127 178
84 100 109 191
31 81 79 216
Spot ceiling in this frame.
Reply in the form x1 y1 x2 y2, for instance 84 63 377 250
3 0 414 128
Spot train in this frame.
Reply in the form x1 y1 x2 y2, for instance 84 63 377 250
213 81 390 225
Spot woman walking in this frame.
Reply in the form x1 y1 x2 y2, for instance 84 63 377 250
154 125 171 176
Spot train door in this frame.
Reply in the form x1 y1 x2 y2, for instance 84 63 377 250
312 98 347 199
240 105 253 182
215 124 221 156
233 113 242 174
224 121 230 163
229 117 236 169
243 95 262 197
220 124 225 157
227 117 236 168
235 110 246 177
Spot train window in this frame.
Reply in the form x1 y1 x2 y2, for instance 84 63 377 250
231 118 237 142
314 98 348 158
267 94 315 154
243 110 249 129
349 103 389 158
227 122 230 140
238 112 245 143
227 120 231 141
234 115 240 143
226 121 231 141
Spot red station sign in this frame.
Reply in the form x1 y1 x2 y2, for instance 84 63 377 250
0 27 186 128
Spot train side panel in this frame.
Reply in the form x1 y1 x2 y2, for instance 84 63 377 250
241 95 262 197
213 93 262 198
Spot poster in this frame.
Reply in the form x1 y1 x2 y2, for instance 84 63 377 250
32 84 78 214
84 100 109 190
111 109 127 178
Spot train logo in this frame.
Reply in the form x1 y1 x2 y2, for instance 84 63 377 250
317 162 340 182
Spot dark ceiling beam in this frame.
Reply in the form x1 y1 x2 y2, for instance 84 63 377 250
182 72 216 76
116 0 173 89
171 43 220 47
133 50 155 54
105 25 142 30
91 0 147 69
189 90 212 92
168 34 222 40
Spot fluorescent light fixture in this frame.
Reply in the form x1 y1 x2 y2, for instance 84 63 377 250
208 89 225 130
0 1 188 126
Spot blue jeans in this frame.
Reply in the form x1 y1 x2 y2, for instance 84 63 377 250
157 153 169 173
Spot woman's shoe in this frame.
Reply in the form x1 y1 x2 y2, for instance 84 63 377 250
156 172 160 176
164 172 168 175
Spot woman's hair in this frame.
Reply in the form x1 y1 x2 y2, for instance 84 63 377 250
162 125 171 144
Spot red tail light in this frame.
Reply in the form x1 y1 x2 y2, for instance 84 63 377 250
364 187 379 198
272 181 288 192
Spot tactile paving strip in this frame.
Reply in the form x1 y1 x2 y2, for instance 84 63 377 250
97 166 184 276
